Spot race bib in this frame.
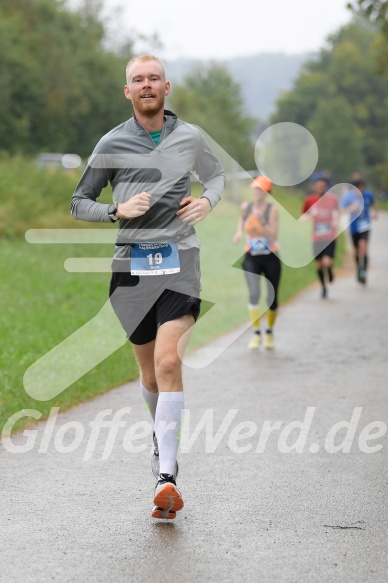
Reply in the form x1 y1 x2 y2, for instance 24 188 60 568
130 241 180 275
314 222 331 235
249 237 271 256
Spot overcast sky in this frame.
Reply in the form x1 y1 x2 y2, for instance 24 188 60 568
97 0 353 60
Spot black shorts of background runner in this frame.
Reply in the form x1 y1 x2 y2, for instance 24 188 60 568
313 239 336 260
351 231 369 248
242 252 281 311
109 248 201 344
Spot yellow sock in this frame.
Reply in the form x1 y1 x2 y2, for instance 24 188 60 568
267 309 277 330
248 305 260 330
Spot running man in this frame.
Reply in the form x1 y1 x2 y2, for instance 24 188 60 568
340 179 378 285
301 175 338 299
233 176 281 350
70 55 225 519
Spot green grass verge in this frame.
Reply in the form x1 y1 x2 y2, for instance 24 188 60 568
0 161 346 433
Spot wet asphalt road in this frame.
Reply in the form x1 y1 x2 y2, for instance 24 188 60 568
1 214 387 583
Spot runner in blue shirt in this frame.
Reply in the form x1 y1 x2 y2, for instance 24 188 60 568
340 179 378 284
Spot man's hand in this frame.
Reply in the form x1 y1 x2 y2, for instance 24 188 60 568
116 192 151 219
176 196 212 226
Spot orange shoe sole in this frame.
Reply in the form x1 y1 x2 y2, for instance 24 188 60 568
153 483 184 514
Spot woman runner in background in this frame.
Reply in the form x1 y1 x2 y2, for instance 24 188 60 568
233 176 281 350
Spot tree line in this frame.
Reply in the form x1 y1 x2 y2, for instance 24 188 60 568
0 0 255 169
0 0 131 157
271 16 388 188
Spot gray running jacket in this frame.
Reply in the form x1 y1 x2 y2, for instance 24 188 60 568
70 110 225 256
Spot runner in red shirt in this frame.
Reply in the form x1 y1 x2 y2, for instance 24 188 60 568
301 176 339 298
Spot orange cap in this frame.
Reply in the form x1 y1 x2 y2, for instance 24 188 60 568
250 176 272 192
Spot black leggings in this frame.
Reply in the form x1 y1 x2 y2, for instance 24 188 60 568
242 252 281 311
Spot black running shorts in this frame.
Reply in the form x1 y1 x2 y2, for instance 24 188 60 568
109 247 201 345
313 239 336 260
351 230 370 248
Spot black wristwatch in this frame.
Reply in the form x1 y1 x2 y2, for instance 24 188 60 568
108 202 119 222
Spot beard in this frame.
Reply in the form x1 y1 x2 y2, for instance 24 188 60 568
133 92 165 117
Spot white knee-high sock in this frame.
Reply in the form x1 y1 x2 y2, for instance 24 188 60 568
155 392 184 476
141 382 159 423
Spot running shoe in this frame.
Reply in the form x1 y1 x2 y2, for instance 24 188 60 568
264 330 275 350
151 432 179 480
152 473 184 520
248 332 261 350
358 268 367 285
321 286 327 299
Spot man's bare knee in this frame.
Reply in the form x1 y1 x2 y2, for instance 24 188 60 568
156 353 181 379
